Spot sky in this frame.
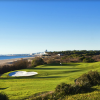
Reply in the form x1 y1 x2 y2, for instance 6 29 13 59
0 0 100 54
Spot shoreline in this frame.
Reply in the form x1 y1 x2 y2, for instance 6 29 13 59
0 57 35 66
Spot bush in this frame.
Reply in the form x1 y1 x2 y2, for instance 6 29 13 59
55 83 73 95
83 57 95 62
13 59 29 69
55 82 91 96
0 59 29 74
88 70 100 85
46 59 57 64
32 57 44 67
73 82 91 94
0 92 9 100
75 73 91 86
79 56 86 61
29 91 56 100
75 70 100 86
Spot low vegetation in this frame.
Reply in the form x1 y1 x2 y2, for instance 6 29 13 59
75 70 100 86
0 59 29 74
47 50 100 56
0 92 9 100
47 50 100 63
31 57 44 67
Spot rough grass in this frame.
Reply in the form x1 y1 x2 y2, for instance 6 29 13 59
0 62 100 100
64 85 100 100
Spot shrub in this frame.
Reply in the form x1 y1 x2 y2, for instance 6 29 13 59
83 57 95 62
55 83 73 95
32 57 44 67
79 56 86 61
13 59 29 69
0 59 29 74
46 59 56 64
73 82 91 94
88 70 100 85
0 92 9 100
30 91 56 100
92 55 100 61
55 82 91 96
75 70 100 86
75 73 91 86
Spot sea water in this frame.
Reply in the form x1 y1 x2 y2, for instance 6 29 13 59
0 56 33 60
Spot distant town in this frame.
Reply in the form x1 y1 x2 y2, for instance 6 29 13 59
0 50 48 56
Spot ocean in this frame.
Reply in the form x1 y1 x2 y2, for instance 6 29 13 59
0 56 33 60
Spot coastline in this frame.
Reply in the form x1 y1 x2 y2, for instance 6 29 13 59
0 57 35 66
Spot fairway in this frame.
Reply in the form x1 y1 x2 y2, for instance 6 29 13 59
1 62 100 100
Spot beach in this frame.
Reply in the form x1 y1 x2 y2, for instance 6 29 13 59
0 57 35 66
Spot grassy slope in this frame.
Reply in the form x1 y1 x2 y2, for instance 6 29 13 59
0 62 100 100
64 85 100 100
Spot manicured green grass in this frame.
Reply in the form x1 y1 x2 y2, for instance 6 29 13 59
0 62 100 100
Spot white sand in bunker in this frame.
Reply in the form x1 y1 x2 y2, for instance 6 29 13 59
9 71 38 77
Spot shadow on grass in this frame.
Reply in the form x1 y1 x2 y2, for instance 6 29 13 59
43 63 80 66
0 75 65 80
34 75 66 79
0 87 8 90
86 87 98 93
30 67 81 70
30 64 81 70
28 63 81 70
75 87 98 95
61 70 82 73
0 69 82 80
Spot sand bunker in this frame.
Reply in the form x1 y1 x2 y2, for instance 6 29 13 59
9 71 38 77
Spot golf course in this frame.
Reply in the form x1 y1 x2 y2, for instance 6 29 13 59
1 62 100 100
